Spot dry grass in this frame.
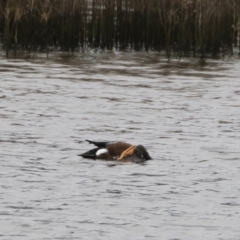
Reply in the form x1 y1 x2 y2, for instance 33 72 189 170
0 0 239 57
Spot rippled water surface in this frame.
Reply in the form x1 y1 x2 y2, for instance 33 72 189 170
1 52 240 240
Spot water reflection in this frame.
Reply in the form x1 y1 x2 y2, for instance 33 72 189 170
0 52 240 239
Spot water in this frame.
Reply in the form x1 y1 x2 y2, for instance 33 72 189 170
1 52 240 240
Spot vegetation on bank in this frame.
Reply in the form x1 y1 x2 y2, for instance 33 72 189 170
0 0 240 57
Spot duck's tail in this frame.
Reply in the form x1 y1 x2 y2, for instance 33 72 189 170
78 147 99 159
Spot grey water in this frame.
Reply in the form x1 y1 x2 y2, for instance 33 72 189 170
1 51 240 240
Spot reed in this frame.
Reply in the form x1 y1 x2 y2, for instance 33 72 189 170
0 0 239 57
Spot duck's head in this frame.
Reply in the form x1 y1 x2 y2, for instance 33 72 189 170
134 145 152 160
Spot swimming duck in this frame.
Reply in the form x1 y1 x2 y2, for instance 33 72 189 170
79 140 152 162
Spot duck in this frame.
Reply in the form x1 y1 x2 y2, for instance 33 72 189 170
79 140 152 162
